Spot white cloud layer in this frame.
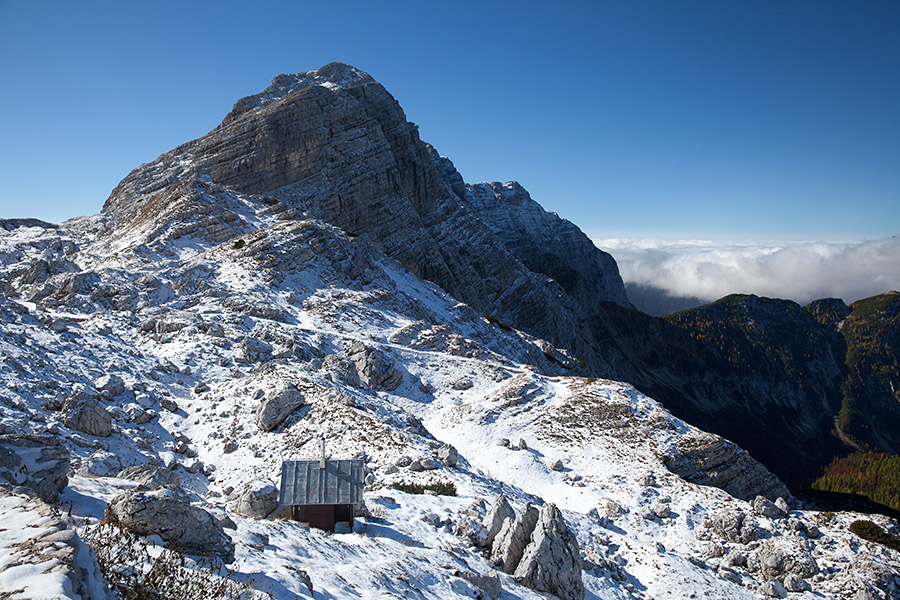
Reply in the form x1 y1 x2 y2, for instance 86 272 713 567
595 236 900 306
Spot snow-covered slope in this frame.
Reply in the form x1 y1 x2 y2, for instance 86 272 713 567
1 179 898 600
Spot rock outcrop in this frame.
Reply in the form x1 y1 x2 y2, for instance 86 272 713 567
0 434 70 502
513 503 584 600
482 494 515 549
226 478 279 519
63 397 112 438
256 381 304 432
347 341 402 390
106 487 234 562
492 503 539 575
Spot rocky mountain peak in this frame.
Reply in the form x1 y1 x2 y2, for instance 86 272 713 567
223 62 375 125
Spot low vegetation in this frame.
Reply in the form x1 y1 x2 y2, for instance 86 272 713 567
811 452 900 511
848 519 900 551
80 521 257 600
392 481 457 496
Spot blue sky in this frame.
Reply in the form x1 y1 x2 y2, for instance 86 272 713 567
1 0 898 242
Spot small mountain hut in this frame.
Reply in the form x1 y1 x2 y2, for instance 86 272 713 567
279 438 365 532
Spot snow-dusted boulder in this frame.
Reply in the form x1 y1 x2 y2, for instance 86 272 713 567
482 494 516 549
256 381 304 432
755 538 818 582
226 478 278 519
347 341 402 390
117 463 181 491
237 336 273 363
106 487 234 562
752 495 786 519
77 450 123 478
492 502 539 574
513 503 585 600
63 397 112 437
437 444 458 467
94 374 125 398
0 434 70 502
704 509 764 544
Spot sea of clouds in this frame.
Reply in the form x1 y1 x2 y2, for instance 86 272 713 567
595 236 900 306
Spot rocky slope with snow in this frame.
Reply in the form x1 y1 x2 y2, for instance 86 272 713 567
1 63 899 599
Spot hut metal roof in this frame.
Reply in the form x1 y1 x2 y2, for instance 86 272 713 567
279 459 365 506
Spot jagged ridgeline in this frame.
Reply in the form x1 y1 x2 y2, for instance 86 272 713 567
101 62 897 489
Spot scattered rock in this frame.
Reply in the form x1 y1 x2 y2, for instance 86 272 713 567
756 538 818 581
454 514 488 547
759 579 787 598
95 374 126 398
704 510 764 544
347 341 402 390
775 496 790 514
63 397 113 437
454 570 501 600
77 450 123 478
783 573 811 592
226 478 278 519
514 503 585 600
650 500 671 519
0 434 70 501
256 381 304 432
452 378 473 390
437 444 458 467
550 459 565 472
117 463 181 490
497 438 510 447
106 487 234 562
160 397 179 412
194 382 210 394
516 438 528 450
237 336 273 363
753 495 787 519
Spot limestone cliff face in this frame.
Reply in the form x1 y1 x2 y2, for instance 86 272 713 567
102 62 631 374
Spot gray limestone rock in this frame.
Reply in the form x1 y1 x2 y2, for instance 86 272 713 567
437 444 458 467
650 500 671 519
756 538 818 582
237 336 273 363
256 381 304 432
482 494 516 550
63 397 112 437
753 495 787 519
78 450 123 478
783 573 811 592
226 478 278 519
454 570 501 600
106 487 234 562
492 502 539 575
347 341 402 390
0 434 70 502
117 463 181 491
95 374 126 397
759 580 787 598
703 510 764 544
550 459 565 471
513 503 585 600
454 514 488 547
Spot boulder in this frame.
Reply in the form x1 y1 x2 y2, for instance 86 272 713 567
704 510 764 544
492 502 539 574
759 580 787 598
650 500 671 519
160 397 179 412
0 434 70 502
347 341 402 390
63 397 112 437
514 503 585 600
482 494 516 549
106 487 234 562
550 459 565 472
78 450 123 478
454 514 488 547
256 381 304 432
117 463 181 490
437 444 458 467
756 538 818 582
95 374 126 398
226 478 278 519
752 495 786 519
237 336 273 363
783 574 811 592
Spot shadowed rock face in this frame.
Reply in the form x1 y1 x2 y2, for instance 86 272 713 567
101 63 631 377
